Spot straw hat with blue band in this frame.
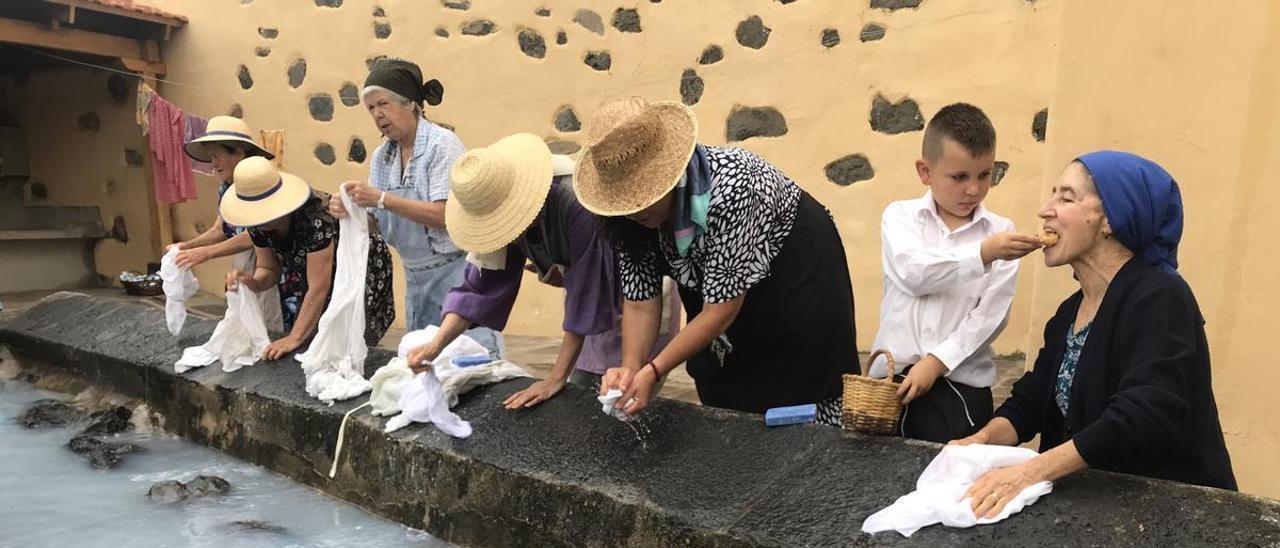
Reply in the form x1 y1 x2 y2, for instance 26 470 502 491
219 156 311 227
185 116 275 162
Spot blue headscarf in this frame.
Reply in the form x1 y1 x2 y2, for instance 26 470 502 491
1076 150 1183 275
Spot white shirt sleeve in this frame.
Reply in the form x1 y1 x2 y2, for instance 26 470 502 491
929 222 1021 372
881 203 989 298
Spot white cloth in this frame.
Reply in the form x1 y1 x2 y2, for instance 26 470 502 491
871 191 1019 388
175 285 271 373
862 444 1054 537
296 186 372 404
368 326 494 416
384 371 472 437
597 389 636 421
160 246 199 336
232 249 285 333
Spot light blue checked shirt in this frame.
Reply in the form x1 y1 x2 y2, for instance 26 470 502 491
368 119 465 268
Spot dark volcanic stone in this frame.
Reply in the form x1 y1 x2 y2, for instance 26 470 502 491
443 0 470 9
680 69 704 106
726 105 788 141
77 112 99 132
518 29 546 58
339 83 360 107
258 27 278 39
461 20 496 36
698 44 723 65
573 9 604 36
81 406 131 437
288 59 307 88
187 475 232 496
435 27 450 38
308 95 334 121
535 7 550 17
314 143 336 165
228 103 244 118
314 0 341 7
1033 108 1048 142
584 51 612 71
124 148 144 167
612 8 642 33
372 5 384 16
871 0 922 10
148 480 189 502
824 154 875 186
19 400 83 428
348 138 367 163
556 30 567 45
237 65 253 89
993 161 1010 186
735 15 771 49
821 28 841 48
374 22 391 39
365 55 388 71
227 520 288 534
107 74 129 104
67 435 140 468
254 46 271 57
870 94 924 134
554 106 580 132
546 139 581 155
860 23 887 42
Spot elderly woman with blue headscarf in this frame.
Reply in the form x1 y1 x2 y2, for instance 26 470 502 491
953 151 1236 518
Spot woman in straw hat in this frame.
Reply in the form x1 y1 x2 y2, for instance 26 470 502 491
222 157 395 359
327 59 499 354
403 133 677 408
578 97 859 423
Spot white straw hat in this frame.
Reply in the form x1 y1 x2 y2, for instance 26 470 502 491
185 116 274 162
572 97 697 216
219 156 312 227
444 133 554 254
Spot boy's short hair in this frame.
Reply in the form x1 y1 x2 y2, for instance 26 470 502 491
922 103 996 162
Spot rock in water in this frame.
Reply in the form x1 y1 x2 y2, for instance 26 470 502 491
227 520 288 534
67 435 140 468
187 475 232 496
147 480 190 503
19 400 84 428
81 406 131 436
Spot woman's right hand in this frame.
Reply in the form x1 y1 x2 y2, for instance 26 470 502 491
327 187 351 219
406 341 442 374
599 366 635 396
949 430 992 447
224 269 253 292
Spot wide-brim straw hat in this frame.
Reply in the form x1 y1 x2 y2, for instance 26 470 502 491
219 156 311 227
445 133 554 254
185 115 275 162
573 97 697 216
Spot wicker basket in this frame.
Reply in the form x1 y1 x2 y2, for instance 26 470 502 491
841 349 903 435
122 277 163 296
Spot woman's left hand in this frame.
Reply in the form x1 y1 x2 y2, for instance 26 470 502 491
343 182 382 209
263 335 303 361
963 460 1044 519
619 366 658 416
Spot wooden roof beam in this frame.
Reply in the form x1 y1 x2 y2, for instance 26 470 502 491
0 16 163 68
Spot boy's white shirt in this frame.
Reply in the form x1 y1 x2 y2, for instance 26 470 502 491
870 190 1019 388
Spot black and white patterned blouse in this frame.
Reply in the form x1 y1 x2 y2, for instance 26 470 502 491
618 146 800 304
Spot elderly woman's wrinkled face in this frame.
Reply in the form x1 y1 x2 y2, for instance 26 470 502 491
1038 162 1111 267
626 189 675 229
207 144 247 182
364 89 418 143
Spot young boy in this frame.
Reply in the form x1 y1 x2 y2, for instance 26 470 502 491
871 103 1042 443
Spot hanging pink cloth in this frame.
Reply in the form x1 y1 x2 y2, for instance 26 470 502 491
147 93 197 204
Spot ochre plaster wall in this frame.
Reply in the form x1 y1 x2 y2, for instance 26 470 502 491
1026 0 1280 498
155 0 1061 346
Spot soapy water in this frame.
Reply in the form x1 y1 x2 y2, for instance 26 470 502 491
0 379 449 547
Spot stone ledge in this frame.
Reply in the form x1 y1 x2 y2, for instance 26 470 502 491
2 293 1277 547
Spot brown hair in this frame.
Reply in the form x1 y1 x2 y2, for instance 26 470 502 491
922 103 996 162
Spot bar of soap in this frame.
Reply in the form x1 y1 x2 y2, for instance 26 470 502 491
765 404 817 427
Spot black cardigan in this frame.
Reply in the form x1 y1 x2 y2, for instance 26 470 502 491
995 259 1237 490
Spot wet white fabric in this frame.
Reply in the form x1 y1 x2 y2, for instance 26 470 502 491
232 249 285 333
862 444 1054 537
160 246 199 336
597 389 636 422
433 358 529 408
384 371 472 437
297 186 372 404
174 284 272 373
368 357 415 416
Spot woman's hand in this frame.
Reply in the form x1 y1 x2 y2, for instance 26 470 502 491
342 182 383 209
503 378 567 409
225 269 254 292
175 247 211 269
948 430 991 446
405 341 442 374
327 190 350 219
263 335 303 360
963 460 1045 519
601 366 658 416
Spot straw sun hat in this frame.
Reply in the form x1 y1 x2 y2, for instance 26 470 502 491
572 97 698 216
184 116 275 162
444 133 554 254
219 156 312 227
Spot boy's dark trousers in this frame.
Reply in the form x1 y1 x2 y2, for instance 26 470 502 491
894 364 994 443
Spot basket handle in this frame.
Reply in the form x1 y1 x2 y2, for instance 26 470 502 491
866 349 896 378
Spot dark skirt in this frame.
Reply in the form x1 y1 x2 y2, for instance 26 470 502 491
681 191 859 414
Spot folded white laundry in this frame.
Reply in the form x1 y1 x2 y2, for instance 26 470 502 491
384 371 472 437
597 389 636 422
174 285 271 374
160 246 199 336
861 444 1054 537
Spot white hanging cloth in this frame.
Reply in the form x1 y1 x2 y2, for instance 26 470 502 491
296 185 373 404
160 246 199 336
862 444 1054 537
174 249 279 373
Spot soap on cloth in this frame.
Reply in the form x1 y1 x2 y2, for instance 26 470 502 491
764 404 817 427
